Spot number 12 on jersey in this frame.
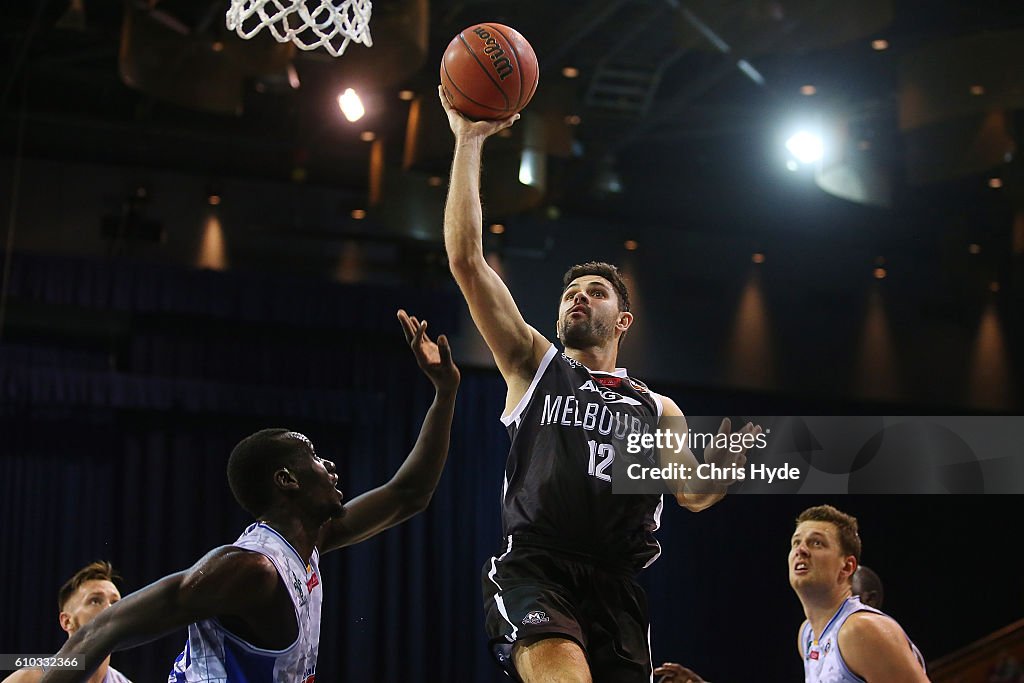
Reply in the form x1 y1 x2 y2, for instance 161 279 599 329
587 440 615 481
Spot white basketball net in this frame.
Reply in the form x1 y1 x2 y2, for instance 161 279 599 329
226 0 373 57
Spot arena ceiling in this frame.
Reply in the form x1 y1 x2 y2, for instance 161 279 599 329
2 0 1024 274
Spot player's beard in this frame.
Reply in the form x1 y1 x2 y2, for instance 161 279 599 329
557 312 614 349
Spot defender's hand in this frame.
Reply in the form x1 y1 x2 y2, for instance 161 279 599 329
438 85 519 142
398 309 460 394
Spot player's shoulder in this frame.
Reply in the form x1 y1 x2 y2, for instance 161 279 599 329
841 609 904 638
653 392 683 418
838 610 911 661
839 610 926 680
2 668 43 683
184 545 280 592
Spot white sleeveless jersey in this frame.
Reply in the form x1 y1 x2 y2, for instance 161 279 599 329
801 596 925 683
168 522 323 683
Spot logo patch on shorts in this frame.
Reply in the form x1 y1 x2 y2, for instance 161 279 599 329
522 610 550 625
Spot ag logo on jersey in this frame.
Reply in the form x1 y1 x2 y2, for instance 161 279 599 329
522 611 550 625
578 379 642 406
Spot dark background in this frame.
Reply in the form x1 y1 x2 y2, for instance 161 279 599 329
1 257 1022 681
2 0 1023 681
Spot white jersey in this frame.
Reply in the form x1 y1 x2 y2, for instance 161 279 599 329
168 522 322 683
801 596 925 683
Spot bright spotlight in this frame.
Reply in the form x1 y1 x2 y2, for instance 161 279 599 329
785 131 824 164
338 88 365 122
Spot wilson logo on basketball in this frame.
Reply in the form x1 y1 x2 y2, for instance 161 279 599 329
471 27 514 80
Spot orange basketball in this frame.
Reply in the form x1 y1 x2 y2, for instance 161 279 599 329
440 23 539 121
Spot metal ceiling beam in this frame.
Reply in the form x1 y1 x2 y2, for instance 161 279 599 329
535 0 635 73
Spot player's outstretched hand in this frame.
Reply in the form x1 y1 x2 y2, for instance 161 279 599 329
702 417 763 486
654 662 707 683
398 309 460 394
438 85 519 141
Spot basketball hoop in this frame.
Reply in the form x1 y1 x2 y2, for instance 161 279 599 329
226 0 373 57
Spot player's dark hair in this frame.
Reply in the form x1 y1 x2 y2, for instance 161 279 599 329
562 262 631 312
227 428 310 517
852 565 884 609
58 561 120 611
796 505 862 566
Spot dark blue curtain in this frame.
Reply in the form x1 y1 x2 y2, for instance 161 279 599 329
2 252 1023 682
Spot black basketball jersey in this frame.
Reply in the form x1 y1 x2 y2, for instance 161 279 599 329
500 345 665 571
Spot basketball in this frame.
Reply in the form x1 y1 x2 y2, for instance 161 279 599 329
440 23 539 121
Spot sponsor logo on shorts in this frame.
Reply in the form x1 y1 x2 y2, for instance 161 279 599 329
522 610 550 625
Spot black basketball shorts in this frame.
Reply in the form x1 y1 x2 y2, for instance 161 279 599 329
482 536 652 682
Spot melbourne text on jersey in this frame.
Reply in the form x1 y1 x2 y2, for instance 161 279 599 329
539 380 653 442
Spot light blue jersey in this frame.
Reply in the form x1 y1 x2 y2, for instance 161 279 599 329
801 596 925 683
168 522 322 683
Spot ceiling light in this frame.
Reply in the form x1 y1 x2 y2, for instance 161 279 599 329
799 85 817 96
751 252 765 264
871 39 888 51
398 90 415 101
873 268 887 280
565 115 581 126
207 194 221 206
969 84 985 96
427 176 443 187
338 88 365 122
624 240 638 251
489 223 505 234
968 243 981 255
351 209 366 219
785 132 824 164
359 131 376 142
989 178 1003 189
561 66 579 78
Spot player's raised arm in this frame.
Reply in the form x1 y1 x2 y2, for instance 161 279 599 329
317 310 459 551
39 548 281 683
439 87 550 384
658 398 761 512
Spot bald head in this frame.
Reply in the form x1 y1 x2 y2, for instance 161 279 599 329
851 565 884 609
